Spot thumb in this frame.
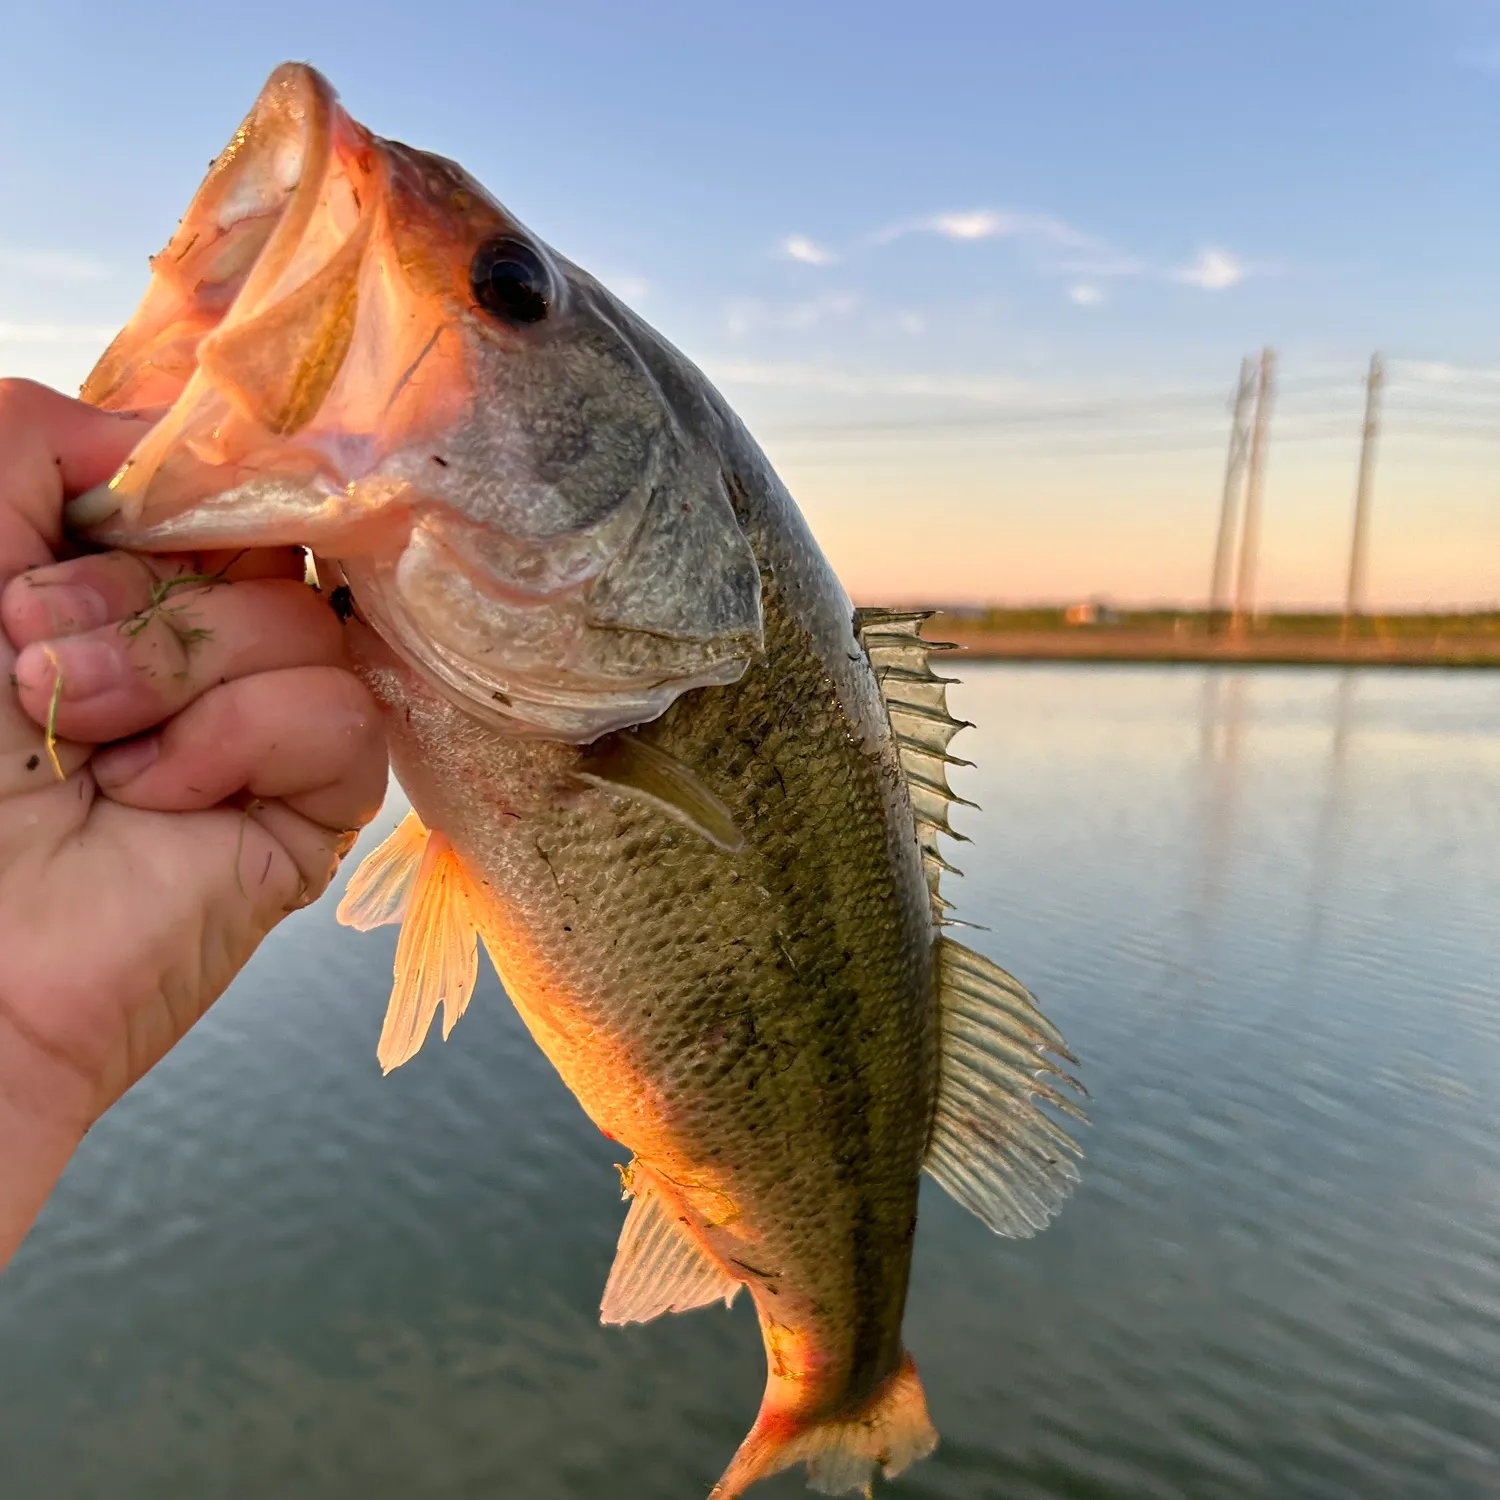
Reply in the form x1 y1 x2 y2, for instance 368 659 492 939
0 380 154 571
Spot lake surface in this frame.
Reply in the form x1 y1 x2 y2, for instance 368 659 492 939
3 664 1499 1500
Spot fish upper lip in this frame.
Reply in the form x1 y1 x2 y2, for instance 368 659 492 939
83 63 341 414
71 63 381 534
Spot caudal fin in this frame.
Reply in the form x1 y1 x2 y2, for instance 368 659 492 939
710 1352 938 1499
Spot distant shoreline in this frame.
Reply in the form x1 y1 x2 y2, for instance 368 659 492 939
936 630 1500 667
914 609 1500 668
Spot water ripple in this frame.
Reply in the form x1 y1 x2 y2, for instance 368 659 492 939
2 665 1498 1497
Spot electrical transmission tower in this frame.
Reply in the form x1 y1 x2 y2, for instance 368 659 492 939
1209 348 1276 640
1341 353 1385 642
1207 356 1256 634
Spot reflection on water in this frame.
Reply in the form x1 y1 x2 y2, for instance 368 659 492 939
3 666 1499 1499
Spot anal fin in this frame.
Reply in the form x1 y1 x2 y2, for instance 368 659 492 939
925 936 1087 1237
600 1162 742 1325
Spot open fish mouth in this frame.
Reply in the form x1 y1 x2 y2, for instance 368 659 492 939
74 64 408 548
70 63 763 741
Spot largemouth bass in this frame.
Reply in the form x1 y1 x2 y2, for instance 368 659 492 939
70 64 1084 1497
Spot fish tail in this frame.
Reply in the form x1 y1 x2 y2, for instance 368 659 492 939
710 1351 938 1498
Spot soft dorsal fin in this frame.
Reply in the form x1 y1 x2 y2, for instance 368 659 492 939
925 936 1086 1237
855 608 975 922
336 812 482 1074
600 1161 742 1325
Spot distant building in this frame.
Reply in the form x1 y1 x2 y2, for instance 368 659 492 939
1063 600 1120 626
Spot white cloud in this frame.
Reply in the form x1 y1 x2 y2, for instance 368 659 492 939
860 309 930 336
706 359 1040 404
599 272 649 303
1405 361 1463 385
0 248 114 281
929 210 1006 241
1397 359 1500 386
879 208 1101 252
0 323 118 343
1056 252 1147 279
1069 284 1104 307
726 291 862 338
781 235 838 266
1172 247 1245 291
786 291 860 327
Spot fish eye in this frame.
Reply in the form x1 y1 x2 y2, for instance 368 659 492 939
470 236 553 325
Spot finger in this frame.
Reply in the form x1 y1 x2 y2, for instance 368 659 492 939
11 577 346 745
0 682 90 799
0 380 153 577
93 666 388 900
2 546 307 647
0 384 152 783
0 616 89 802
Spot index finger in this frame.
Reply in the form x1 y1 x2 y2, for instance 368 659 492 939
0 379 154 582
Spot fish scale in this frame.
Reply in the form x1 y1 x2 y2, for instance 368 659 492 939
364 489 939 1440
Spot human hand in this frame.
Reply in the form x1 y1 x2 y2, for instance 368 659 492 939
0 379 388 1267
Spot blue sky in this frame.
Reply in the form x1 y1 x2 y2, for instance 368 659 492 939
4 0 1500 605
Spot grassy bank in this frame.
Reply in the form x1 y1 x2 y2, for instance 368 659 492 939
910 609 1500 667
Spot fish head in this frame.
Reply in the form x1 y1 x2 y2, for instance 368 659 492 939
73 63 763 741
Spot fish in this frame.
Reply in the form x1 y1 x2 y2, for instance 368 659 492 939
70 63 1085 1498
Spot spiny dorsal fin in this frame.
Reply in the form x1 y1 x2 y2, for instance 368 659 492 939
855 608 974 922
337 812 481 1074
924 936 1086 1237
600 1162 742 1325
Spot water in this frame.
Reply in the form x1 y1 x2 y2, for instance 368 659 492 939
3 665 1499 1499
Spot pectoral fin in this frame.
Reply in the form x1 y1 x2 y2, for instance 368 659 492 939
336 811 482 1074
376 831 481 1073
600 1162 742 1325
336 810 428 931
575 733 744 852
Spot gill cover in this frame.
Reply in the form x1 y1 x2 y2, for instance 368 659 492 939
71 62 763 742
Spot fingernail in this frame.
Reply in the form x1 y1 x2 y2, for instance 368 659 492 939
92 735 159 785
32 583 109 635
36 639 127 699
